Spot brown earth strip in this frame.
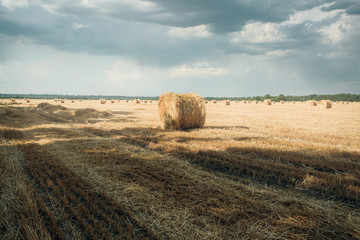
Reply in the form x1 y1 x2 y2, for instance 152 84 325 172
18 143 160 240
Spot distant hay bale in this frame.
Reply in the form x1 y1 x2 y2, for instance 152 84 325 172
26 100 30 103
61 100 65 103
307 100 317 106
71 100 75 103
111 100 115 103
158 92 206 130
225 100 230 106
280 101 285 104
205 100 208 104
212 100 217 104
125 100 129 103
150 100 153 103
319 100 332 109
144 100 147 103
100 100 107 104
135 99 141 104
263 99 272 105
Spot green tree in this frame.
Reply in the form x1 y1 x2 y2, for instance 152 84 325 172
277 94 286 101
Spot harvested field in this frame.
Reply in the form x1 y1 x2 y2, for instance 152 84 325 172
1 99 360 239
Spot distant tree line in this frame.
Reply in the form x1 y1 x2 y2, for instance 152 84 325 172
205 93 360 102
1 93 360 102
0 94 158 101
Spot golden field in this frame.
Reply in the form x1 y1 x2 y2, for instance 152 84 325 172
1 98 360 239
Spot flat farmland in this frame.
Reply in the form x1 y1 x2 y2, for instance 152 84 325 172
1 99 360 239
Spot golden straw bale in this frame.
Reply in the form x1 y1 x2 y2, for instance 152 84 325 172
319 100 332 109
158 92 206 130
26 100 30 103
225 100 230 106
135 99 141 104
61 100 65 103
263 99 272 105
307 100 317 106
212 100 217 104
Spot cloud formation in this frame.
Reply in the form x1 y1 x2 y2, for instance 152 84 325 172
0 0 359 96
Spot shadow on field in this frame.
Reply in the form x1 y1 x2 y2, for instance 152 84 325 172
88 126 360 208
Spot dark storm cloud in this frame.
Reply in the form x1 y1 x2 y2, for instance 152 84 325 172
35 0 334 34
145 0 333 33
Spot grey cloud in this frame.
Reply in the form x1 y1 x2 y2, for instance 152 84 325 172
322 0 360 15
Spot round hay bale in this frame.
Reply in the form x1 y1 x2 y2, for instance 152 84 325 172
158 92 206 130
100 99 107 104
71 100 75 103
307 100 317 106
26 100 30 103
280 101 285 104
212 100 217 104
225 100 230 106
263 99 272 105
61 100 65 103
111 100 115 103
319 100 332 109
125 100 129 103
135 99 141 104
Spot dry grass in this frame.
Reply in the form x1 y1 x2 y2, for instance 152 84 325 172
1 99 360 239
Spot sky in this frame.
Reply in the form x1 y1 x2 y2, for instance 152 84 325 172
0 0 359 97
